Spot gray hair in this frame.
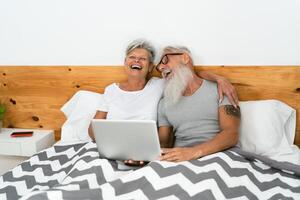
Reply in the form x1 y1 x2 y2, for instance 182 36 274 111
162 45 193 63
163 45 192 55
126 39 155 63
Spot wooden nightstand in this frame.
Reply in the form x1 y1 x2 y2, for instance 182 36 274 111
0 128 55 157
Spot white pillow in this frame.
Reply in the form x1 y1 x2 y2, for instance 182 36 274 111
238 100 298 163
60 90 104 143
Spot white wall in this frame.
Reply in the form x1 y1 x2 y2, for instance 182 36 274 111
0 0 299 65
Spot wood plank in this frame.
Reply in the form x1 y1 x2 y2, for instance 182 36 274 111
0 66 299 146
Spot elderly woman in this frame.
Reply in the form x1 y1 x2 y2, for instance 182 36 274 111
88 39 238 141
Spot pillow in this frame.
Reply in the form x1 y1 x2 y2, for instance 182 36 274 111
60 90 104 143
238 100 298 164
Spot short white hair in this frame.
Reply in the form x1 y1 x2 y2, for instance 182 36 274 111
126 39 155 63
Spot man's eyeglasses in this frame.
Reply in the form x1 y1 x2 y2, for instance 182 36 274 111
155 53 183 72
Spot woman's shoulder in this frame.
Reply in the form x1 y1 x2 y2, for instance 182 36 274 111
148 77 165 86
104 83 119 93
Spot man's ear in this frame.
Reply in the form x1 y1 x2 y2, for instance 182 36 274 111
182 53 190 64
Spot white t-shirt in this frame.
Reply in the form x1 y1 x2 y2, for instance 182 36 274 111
98 77 165 121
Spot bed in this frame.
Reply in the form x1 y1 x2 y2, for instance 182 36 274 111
0 66 300 200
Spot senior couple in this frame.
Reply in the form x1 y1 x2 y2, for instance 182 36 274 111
89 39 241 165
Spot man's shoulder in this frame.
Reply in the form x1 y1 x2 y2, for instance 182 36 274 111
203 80 217 88
195 79 214 91
202 80 218 92
203 80 231 106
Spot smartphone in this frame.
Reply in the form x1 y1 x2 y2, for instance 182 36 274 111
11 131 34 137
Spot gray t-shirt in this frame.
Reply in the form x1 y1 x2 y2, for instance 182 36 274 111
158 80 231 147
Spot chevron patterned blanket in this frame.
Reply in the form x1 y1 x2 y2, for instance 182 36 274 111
0 142 300 200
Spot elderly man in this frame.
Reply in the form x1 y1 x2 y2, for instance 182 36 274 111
156 46 241 162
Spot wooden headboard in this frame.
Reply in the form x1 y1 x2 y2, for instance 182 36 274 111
0 66 299 146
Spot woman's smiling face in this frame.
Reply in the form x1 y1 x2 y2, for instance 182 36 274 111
124 48 152 79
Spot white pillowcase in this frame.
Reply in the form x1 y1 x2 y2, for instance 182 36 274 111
238 100 299 164
60 90 104 143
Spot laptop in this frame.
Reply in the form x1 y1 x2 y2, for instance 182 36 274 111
91 119 161 161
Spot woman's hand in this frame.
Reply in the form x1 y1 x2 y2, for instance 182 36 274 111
217 77 239 107
196 71 239 107
124 159 148 166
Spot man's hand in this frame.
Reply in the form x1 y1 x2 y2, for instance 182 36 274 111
217 77 239 107
159 147 200 162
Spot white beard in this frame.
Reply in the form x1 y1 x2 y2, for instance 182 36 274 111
163 65 193 108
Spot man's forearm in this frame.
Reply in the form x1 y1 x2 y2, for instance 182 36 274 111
159 134 173 148
192 130 238 158
158 126 174 148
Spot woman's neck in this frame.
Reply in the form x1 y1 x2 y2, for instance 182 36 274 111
119 78 147 91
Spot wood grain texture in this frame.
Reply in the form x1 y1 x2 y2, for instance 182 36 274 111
0 66 299 146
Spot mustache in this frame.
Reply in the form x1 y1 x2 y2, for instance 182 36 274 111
162 68 172 78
